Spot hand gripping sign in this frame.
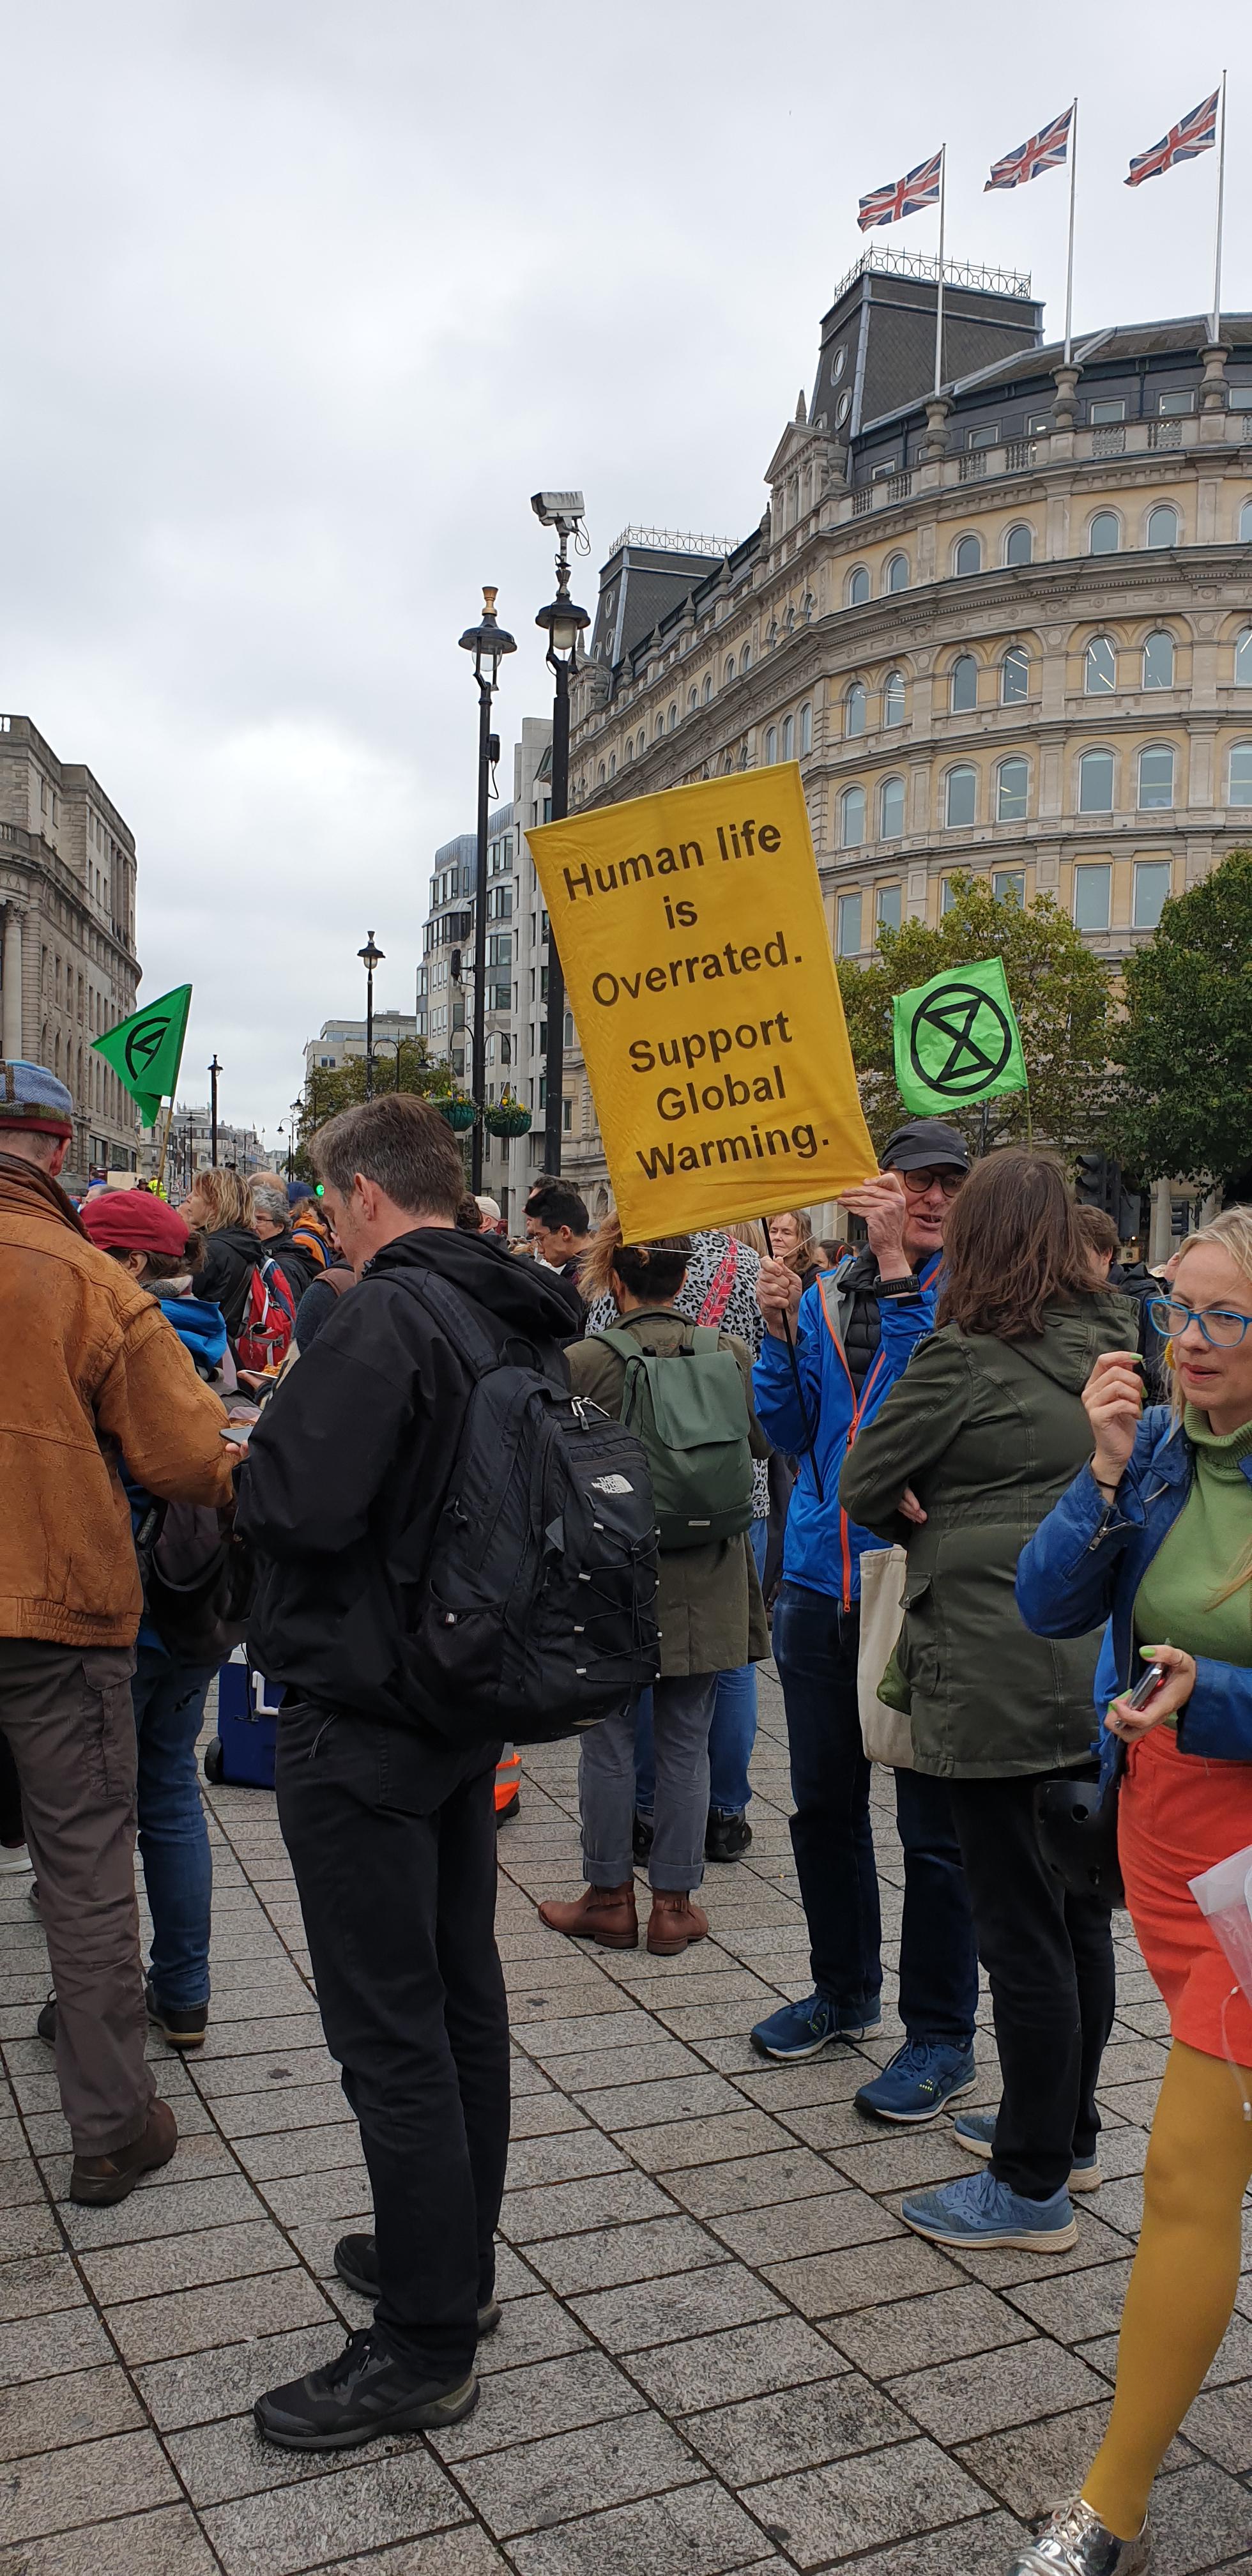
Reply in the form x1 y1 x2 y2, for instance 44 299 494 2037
526 765 875 1237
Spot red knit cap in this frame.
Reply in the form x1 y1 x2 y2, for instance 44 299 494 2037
79 1190 192 1257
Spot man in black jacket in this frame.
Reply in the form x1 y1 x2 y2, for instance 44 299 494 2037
238 1094 572 2452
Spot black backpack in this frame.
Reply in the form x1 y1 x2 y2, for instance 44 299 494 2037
392 1269 660 1746
136 1499 256 1667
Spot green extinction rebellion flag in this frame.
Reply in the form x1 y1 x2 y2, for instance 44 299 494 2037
892 957 1028 1118
93 984 192 1127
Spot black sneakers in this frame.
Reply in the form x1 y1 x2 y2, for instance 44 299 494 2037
36 1982 208 2052
254 2325 478 2451
332 2232 501 2337
705 1810 752 1862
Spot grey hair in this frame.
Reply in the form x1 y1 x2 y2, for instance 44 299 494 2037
248 1178 291 1229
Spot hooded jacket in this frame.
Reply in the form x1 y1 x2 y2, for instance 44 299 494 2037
839 1294 1137 1777
0 1154 234 1646
196 1223 263 1338
238 1225 576 1766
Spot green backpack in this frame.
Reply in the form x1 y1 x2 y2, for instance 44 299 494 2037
593 1320 754 1551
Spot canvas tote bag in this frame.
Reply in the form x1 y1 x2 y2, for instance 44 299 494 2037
856 1543 914 1768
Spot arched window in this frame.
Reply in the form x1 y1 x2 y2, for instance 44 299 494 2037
1142 630 1175 690
800 592 814 624
848 566 871 606
625 735 635 761
724 657 736 682
607 753 616 779
883 671 906 728
654 717 664 742
1078 748 1115 812
597 762 606 785
668 703 677 731
1241 499 1252 544
1001 646 1029 704
687 686 698 713
1004 523 1033 567
767 617 779 649
884 553 909 593
740 645 751 673
1088 510 1120 555
1138 744 1175 809
1084 634 1117 694
798 702 813 755
996 756 1028 822
1235 628 1252 684
781 714 795 760
950 654 978 713
845 681 867 737
954 534 981 577
702 674 712 703
945 765 977 827
1230 743 1252 806
839 785 866 847
1145 503 1179 549
879 775 905 839
764 724 777 763
722 751 733 774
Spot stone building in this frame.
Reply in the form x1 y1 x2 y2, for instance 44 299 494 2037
303 1011 420 1088
0 713 140 1185
567 248 1252 1242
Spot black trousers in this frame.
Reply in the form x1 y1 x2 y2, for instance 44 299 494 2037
275 1707 510 2382
947 1770 1116 2203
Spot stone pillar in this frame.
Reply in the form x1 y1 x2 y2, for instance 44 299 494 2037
1198 341 1230 413
1 903 23 1061
1149 1177 1174 1268
920 397 951 464
1051 365 1081 429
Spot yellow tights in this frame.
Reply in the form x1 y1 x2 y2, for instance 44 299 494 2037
1083 2038 1252 2540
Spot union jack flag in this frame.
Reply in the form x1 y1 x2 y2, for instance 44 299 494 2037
985 105 1073 192
1126 89 1219 186
857 151 942 233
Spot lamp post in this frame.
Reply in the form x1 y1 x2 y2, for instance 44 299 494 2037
533 500 590 1177
358 934 384 1100
458 586 517 1192
208 1056 221 1168
372 1034 404 1089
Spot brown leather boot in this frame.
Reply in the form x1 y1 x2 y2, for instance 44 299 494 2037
537 1883 638 1949
70 2097 178 2205
646 1892 709 1957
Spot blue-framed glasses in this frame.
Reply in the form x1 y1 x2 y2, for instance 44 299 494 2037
1146 1295 1252 1350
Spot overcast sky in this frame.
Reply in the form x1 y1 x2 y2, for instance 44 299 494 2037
6 1 1249 1139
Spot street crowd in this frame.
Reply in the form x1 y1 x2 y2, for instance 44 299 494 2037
2 1046 1251 2576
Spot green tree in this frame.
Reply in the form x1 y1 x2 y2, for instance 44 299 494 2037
293 1040 456 1177
837 876 1111 1157
1106 848 1252 1193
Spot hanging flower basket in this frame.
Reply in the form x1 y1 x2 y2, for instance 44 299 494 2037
438 1094 478 1133
482 1091 532 1138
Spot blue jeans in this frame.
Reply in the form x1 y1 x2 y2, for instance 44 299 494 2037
132 1644 215 2010
636 1522 767 1821
772 1580 979 2043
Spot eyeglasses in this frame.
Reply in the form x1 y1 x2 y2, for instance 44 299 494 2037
899 1167 966 1199
1146 1295 1252 1349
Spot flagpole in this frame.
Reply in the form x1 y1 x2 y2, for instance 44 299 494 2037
1210 68 1228 343
933 144 947 396
153 1100 176 1196
1064 97 1079 369
151 1003 191 1199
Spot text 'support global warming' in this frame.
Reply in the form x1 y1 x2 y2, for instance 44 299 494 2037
526 764 875 1237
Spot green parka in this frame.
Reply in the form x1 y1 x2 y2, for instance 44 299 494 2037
838 1294 1137 1778
567 1310 770 1680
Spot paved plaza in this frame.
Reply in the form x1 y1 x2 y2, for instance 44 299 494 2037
1 1669 1251 2576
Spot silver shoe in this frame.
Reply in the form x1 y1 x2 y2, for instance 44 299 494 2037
1008 2496 1150 2576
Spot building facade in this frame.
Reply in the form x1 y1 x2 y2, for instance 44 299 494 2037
303 1011 420 1089
0 714 140 1184
567 250 1252 1232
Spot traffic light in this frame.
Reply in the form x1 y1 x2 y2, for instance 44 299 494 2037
1075 1152 1110 1209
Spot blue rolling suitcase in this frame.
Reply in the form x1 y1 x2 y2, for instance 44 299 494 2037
203 1649 282 1788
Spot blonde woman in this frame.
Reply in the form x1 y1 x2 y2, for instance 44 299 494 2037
179 1167 261 1338
765 1206 821 1294
1012 1208 1252 2575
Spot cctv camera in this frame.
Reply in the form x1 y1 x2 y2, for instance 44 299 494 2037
531 491 585 528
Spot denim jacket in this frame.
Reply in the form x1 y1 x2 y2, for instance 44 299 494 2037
1016 1406 1252 1788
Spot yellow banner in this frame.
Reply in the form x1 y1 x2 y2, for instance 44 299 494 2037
527 763 876 1238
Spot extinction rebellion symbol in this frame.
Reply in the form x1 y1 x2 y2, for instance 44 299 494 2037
908 982 1014 1099
123 1014 172 1083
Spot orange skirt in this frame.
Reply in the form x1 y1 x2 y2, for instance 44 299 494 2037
1118 1722 1252 2066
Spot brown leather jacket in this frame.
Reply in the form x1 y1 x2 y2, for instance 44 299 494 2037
0 1155 236 1646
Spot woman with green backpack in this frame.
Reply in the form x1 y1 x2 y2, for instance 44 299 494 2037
538 1220 770 1958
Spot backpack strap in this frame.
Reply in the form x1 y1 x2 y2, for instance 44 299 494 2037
697 1245 739 1328
379 1264 563 1385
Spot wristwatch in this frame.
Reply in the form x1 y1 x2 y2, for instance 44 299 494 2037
877 1273 920 1299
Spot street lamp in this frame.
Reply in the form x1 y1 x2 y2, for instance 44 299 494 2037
358 934 385 1100
372 1034 404 1089
532 496 590 1177
458 585 517 1192
208 1056 221 1169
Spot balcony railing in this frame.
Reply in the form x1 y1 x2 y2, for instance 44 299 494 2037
851 487 873 516
1004 438 1037 471
1149 417 1183 449
1093 423 1126 456
886 469 913 503
959 450 988 482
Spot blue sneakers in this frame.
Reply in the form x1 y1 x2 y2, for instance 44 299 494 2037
854 2038 977 2126
900 2166 1078 2251
750 1989 882 2061
952 2110 1103 2193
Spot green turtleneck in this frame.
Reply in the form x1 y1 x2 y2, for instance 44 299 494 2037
1133 1407 1252 1669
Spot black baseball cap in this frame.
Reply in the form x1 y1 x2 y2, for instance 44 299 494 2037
881 1119 970 1174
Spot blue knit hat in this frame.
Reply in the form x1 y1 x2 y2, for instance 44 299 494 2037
0 1060 75 1138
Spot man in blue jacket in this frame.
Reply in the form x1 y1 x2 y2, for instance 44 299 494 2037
751 1119 981 2124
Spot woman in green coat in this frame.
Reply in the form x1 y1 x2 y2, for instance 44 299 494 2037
840 1151 1136 2258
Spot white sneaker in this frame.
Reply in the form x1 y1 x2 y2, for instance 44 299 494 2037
0 1843 32 1876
